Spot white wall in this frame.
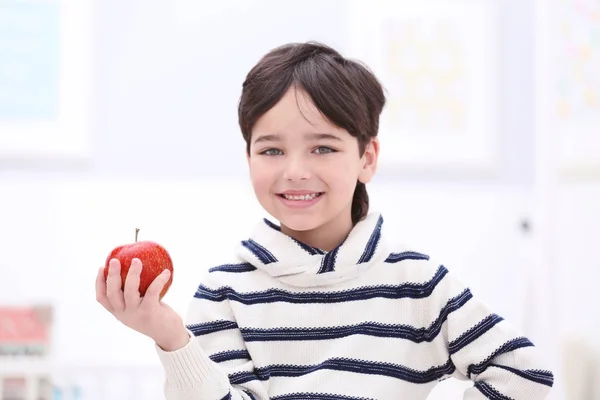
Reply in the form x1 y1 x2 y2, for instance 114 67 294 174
1 0 535 184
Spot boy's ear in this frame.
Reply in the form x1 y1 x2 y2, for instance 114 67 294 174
358 138 379 184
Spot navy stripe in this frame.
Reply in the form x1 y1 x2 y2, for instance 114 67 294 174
474 381 513 400
264 218 281 231
294 238 325 255
228 372 262 385
240 288 472 343
242 239 278 264
357 215 383 264
209 263 257 273
490 365 554 387
263 218 325 256
264 218 324 255
195 265 449 305
244 391 258 400
187 320 239 336
220 392 231 400
384 251 430 263
210 349 251 363
272 394 375 400
449 314 504 354
468 337 535 377
317 246 340 274
230 357 455 385
244 390 256 400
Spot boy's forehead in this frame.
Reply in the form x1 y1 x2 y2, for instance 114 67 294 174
269 88 320 117
254 94 332 134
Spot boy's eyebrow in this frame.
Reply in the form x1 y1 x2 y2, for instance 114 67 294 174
306 133 342 141
253 134 281 144
253 132 341 144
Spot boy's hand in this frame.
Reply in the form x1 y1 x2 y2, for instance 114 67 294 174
95 258 190 351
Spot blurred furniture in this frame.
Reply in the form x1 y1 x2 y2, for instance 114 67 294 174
562 334 600 400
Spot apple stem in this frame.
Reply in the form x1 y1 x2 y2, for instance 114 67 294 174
135 228 140 242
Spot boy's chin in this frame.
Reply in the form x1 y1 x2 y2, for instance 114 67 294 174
276 214 323 233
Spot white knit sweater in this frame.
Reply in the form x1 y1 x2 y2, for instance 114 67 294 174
156 212 554 399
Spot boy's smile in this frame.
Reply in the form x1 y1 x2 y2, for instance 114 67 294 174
277 190 325 209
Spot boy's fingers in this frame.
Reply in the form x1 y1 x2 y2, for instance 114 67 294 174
95 267 113 312
105 258 125 312
124 258 142 308
141 269 170 310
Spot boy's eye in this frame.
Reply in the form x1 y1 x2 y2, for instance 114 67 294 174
314 146 336 154
261 148 283 156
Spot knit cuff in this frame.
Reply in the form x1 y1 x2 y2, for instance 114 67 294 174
155 331 226 390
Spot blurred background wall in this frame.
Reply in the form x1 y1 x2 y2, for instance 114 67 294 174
1 0 599 399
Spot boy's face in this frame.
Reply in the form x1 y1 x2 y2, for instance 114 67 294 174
247 86 378 238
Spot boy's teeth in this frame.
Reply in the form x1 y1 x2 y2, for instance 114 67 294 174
284 193 318 200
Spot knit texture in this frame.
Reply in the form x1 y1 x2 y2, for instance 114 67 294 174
156 212 554 399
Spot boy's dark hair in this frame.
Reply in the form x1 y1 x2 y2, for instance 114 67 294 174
238 41 386 226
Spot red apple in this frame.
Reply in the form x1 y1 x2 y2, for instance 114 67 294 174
104 228 173 299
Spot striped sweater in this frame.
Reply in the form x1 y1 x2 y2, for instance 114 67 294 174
156 212 554 399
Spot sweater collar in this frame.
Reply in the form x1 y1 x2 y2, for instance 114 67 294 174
235 212 388 287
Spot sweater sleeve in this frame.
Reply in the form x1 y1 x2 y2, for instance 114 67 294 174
155 272 269 400
439 266 555 399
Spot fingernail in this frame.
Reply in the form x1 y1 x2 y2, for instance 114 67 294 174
162 269 170 277
109 259 120 273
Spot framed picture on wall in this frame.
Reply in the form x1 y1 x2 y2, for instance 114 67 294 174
0 0 93 161
543 0 600 179
0 304 54 399
345 0 500 175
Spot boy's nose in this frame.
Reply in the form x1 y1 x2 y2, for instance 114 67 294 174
283 156 311 181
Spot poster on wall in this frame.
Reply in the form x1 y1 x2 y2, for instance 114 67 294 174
547 0 600 178
0 0 93 160
0 304 54 400
345 0 500 175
